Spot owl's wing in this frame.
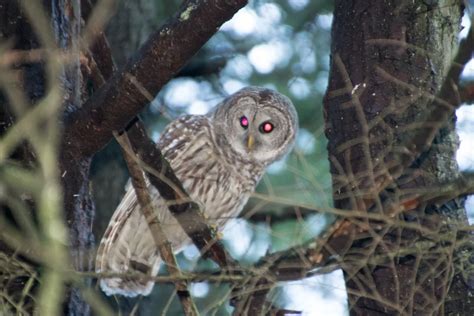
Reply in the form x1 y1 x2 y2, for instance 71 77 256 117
157 114 208 158
95 187 162 296
95 115 211 297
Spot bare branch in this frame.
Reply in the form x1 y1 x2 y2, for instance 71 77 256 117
114 132 199 316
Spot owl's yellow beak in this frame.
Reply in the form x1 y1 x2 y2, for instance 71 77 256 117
247 135 255 151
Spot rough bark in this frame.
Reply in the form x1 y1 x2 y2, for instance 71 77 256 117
49 1 95 314
324 1 474 315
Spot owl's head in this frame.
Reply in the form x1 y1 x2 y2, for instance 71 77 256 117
211 86 298 166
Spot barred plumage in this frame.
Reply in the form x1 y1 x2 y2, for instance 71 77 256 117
96 86 298 296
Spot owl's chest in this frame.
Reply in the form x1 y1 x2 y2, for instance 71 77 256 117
170 140 255 221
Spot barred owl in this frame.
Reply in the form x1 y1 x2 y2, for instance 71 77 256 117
96 86 298 297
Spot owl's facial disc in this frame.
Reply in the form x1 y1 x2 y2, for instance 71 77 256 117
227 100 294 165
212 86 298 166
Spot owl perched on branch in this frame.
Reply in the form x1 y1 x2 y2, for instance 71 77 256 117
96 86 298 297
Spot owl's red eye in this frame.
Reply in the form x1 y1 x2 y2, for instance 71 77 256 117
259 122 274 133
240 116 249 129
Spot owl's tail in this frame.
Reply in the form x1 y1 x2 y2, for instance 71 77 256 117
98 268 155 297
95 190 161 297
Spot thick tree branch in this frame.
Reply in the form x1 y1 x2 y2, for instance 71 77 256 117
63 0 247 157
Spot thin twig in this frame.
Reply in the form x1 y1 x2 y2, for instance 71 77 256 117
114 132 199 316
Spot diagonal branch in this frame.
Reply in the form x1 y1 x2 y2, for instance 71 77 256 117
114 132 199 316
63 0 247 157
125 120 237 268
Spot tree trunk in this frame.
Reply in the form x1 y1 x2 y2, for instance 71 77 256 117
0 1 92 314
52 1 95 314
324 0 474 314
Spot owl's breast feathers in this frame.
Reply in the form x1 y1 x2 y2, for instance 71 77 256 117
158 115 263 221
